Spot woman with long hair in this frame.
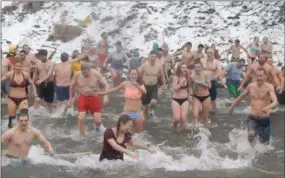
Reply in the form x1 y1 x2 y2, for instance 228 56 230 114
190 61 212 126
171 63 191 130
98 69 146 133
1 57 38 128
99 114 152 161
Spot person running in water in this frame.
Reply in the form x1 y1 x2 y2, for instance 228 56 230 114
2 111 53 163
181 42 195 74
1 57 38 128
193 44 205 62
161 43 174 82
99 114 152 161
223 59 245 100
246 37 261 64
97 32 109 70
239 54 281 93
68 62 109 136
33 49 55 113
138 50 167 119
190 61 211 126
261 37 273 59
104 41 129 87
1 54 12 99
229 68 278 145
54 53 87 108
98 69 146 133
226 39 247 62
200 48 226 111
171 63 191 130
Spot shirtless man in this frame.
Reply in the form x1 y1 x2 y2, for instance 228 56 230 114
138 51 167 119
156 48 167 86
68 62 109 136
1 55 12 99
180 42 195 73
33 49 55 112
229 68 278 144
2 111 54 160
261 37 273 58
227 39 247 62
193 44 205 62
162 44 174 82
201 48 226 111
19 49 38 94
97 32 109 68
239 54 281 93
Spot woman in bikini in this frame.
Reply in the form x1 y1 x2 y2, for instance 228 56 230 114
247 37 261 64
171 63 191 130
99 114 152 161
98 69 146 133
1 57 38 128
190 61 211 126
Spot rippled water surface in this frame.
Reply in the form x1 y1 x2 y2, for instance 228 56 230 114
1 89 284 178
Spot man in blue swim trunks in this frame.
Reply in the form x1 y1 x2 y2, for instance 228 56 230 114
229 68 278 144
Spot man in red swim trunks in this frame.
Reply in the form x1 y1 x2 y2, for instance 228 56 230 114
97 32 109 69
68 62 109 136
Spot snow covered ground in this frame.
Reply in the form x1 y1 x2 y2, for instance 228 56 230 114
1 1 284 65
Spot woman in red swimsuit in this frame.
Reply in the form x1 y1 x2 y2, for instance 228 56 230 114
99 114 152 161
1 57 37 128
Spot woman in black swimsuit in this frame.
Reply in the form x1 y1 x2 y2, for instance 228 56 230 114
1 57 37 128
190 61 211 126
99 114 152 161
171 63 191 130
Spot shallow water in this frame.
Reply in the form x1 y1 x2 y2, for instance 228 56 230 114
1 89 284 178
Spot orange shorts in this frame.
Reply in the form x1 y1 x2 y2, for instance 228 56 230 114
98 54 108 65
77 94 102 113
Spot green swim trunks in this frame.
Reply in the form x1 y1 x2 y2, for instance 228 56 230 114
227 83 240 98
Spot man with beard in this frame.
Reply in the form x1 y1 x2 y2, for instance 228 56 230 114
229 68 277 145
239 54 281 93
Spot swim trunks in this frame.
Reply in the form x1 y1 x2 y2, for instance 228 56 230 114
77 94 102 113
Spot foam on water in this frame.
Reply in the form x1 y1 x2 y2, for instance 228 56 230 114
13 126 278 172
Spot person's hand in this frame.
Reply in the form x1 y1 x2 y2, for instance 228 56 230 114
48 147 54 156
228 106 234 114
103 95 109 104
261 107 270 113
35 80 42 85
238 86 243 92
66 99 73 108
128 151 137 160
188 95 193 103
276 86 282 94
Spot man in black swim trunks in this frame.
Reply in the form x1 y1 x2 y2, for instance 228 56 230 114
229 68 278 145
138 51 167 119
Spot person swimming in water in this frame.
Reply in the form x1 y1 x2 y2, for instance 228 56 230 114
99 114 152 162
98 69 146 133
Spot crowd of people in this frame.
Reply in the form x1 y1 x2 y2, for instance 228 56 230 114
1 33 284 163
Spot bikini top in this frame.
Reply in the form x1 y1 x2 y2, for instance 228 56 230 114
124 86 142 100
178 77 189 89
9 72 26 88
193 73 206 89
